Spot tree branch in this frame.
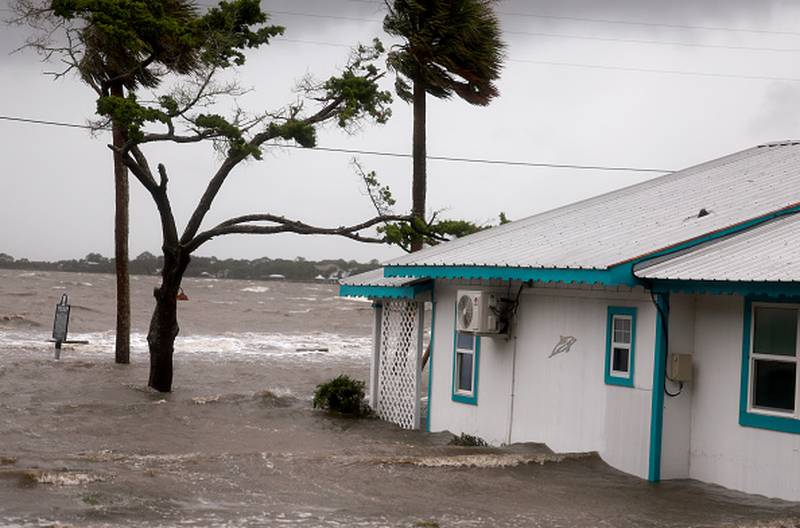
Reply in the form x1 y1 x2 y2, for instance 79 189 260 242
115 145 179 248
186 213 412 253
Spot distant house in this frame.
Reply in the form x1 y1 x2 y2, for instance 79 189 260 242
340 141 800 501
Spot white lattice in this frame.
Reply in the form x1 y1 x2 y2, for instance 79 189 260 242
376 300 421 429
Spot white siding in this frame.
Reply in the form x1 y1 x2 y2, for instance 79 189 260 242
689 294 800 501
429 282 656 479
428 284 513 445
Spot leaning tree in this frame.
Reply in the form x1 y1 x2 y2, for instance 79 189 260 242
16 0 411 392
383 0 505 251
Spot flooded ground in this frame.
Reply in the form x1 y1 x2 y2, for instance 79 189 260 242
1 270 799 527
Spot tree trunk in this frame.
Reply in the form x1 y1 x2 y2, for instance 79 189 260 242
410 80 427 252
147 253 190 392
111 81 131 364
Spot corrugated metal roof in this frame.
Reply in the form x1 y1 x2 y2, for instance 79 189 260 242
340 268 419 287
388 142 800 271
634 213 800 282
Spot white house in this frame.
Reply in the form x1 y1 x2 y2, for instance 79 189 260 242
340 141 800 501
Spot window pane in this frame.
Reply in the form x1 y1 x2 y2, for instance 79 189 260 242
613 316 631 344
457 352 473 392
456 332 474 351
754 307 797 357
614 317 631 332
753 359 796 412
612 347 629 373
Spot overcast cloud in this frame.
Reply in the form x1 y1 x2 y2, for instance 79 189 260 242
2 0 800 263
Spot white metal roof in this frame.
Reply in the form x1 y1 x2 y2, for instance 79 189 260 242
634 213 800 282
388 141 800 271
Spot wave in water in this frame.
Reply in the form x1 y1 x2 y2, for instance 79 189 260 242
0 330 371 363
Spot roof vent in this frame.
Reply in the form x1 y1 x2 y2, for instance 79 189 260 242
697 208 710 218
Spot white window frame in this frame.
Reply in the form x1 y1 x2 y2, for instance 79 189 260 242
455 332 476 396
747 302 800 419
610 314 633 379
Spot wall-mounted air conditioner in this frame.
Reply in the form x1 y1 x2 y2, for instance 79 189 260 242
456 290 502 334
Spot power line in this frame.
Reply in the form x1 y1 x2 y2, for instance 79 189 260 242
339 0 800 37
271 38 800 83
511 59 800 83
279 30 800 55
0 115 102 130
275 144 672 173
0 115 672 174
498 10 800 37
502 30 800 54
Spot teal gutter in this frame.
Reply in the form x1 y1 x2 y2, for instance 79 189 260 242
648 292 669 482
339 281 432 300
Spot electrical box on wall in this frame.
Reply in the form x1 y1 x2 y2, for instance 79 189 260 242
668 353 692 382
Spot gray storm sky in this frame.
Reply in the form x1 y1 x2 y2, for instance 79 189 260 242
2 0 800 262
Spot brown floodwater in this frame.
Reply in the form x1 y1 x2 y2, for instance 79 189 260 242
1 270 799 527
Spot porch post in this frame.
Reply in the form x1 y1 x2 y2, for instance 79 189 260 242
649 292 670 482
369 302 383 411
414 300 424 430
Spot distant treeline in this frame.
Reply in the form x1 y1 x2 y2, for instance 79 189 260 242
0 252 381 282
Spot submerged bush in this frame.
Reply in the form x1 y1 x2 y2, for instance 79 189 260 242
449 433 488 447
312 375 372 417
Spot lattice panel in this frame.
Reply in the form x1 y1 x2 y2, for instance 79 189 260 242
377 300 421 429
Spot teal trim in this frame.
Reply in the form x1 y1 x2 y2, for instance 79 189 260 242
650 280 800 298
339 281 432 300
385 264 641 287
739 297 800 434
648 292 669 482
425 290 436 432
451 303 480 405
605 306 637 387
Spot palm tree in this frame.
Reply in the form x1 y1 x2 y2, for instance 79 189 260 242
72 0 201 363
383 0 504 251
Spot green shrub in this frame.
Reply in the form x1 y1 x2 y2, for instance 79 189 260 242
449 433 488 447
313 375 372 417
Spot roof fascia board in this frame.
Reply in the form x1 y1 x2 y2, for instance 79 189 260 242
649 279 800 298
339 281 433 300
383 264 641 287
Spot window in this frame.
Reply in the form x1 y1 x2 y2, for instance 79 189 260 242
605 306 637 387
453 328 480 405
747 304 799 417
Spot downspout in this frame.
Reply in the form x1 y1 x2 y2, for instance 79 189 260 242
425 289 436 432
506 333 518 445
506 281 527 445
648 291 670 482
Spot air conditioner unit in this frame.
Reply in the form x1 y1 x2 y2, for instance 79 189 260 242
456 290 502 334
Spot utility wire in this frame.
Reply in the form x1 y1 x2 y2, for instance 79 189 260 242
273 37 800 83
0 115 672 174
339 0 800 37
280 32 800 55
269 9 800 53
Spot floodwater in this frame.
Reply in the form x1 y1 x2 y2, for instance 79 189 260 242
1 270 799 527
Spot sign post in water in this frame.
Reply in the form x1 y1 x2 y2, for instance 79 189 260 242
52 294 70 359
